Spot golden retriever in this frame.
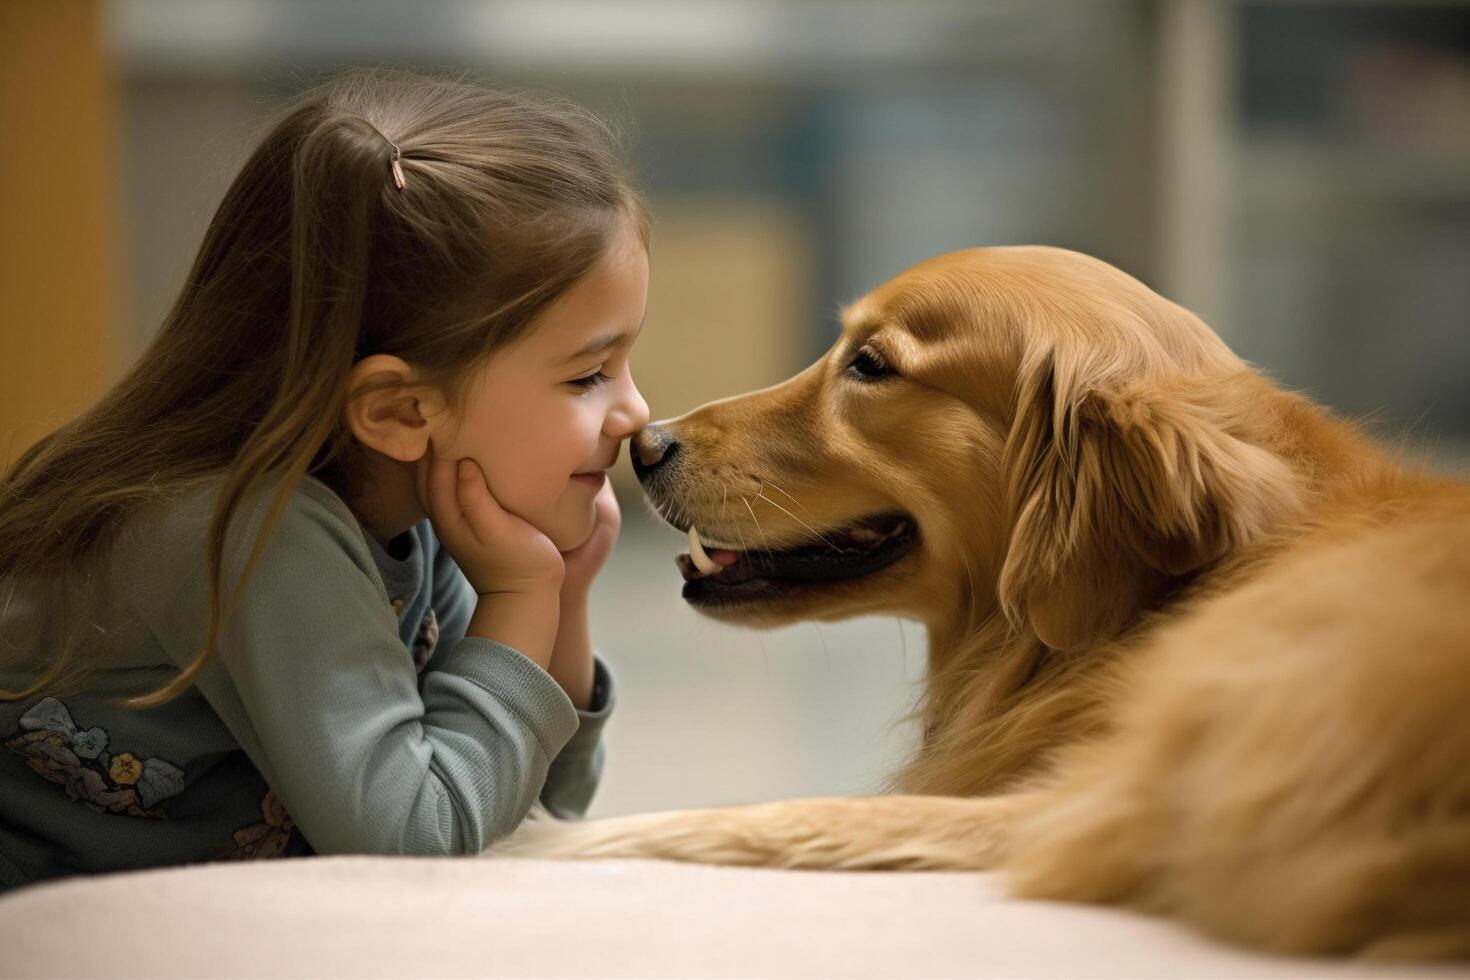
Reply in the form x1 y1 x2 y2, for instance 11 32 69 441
501 246 1470 959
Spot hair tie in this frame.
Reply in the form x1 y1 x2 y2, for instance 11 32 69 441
389 143 406 190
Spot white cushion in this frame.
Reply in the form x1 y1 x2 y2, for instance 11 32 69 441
0 856 1452 978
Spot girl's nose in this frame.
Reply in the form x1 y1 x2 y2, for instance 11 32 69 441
607 376 649 439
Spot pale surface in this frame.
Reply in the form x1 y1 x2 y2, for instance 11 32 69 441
0 856 1456 979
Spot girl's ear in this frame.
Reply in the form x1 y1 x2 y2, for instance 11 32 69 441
996 348 1303 652
344 355 446 462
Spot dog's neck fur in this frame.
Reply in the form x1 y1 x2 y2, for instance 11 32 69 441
893 388 1439 799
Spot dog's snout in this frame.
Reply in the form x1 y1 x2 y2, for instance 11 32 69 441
631 425 679 480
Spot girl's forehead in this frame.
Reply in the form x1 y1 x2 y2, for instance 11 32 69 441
528 242 648 354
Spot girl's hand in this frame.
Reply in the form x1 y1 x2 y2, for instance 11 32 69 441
559 478 621 601
544 479 619 708
419 446 564 597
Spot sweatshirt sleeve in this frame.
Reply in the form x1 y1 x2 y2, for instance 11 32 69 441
425 532 476 671
427 534 616 818
132 482 579 856
538 656 614 817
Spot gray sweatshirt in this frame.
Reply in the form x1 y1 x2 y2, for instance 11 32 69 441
0 475 611 890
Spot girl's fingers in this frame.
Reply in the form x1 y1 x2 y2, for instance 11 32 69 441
454 458 508 543
413 444 435 519
421 452 563 593
425 449 467 538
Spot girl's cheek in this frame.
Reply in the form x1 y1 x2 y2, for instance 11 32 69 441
427 412 470 458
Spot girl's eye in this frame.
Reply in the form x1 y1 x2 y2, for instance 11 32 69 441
568 370 613 390
847 346 894 381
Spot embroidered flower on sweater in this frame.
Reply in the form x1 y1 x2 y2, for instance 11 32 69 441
4 698 186 818
221 789 299 860
411 607 439 674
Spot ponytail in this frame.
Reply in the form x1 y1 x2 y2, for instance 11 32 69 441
129 113 397 707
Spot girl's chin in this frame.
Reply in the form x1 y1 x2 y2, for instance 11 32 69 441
544 507 598 552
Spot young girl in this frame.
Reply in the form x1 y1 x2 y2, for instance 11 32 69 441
0 69 650 886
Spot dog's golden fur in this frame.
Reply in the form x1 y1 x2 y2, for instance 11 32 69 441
500 247 1470 958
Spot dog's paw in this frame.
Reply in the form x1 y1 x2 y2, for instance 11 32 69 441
487 808 686 861
489 796 1018 869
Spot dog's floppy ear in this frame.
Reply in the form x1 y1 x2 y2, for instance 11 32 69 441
997 347 1302 652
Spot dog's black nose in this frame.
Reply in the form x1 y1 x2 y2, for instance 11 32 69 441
631 425 678 479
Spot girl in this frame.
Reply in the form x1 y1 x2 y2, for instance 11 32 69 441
0 69 650 886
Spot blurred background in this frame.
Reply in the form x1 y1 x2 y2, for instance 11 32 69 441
3 0 1467 817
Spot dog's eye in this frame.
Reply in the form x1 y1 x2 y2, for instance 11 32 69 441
847 346 894 381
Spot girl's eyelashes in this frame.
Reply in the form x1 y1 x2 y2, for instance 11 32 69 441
568 370 613 390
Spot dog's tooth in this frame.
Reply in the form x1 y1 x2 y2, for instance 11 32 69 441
848 528 882 545
687 526 722 575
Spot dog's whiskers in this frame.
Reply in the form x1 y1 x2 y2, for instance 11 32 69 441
642 495 671 527
755 488 841 552
762 480 824 525
732 512 750 556
740 494 773 564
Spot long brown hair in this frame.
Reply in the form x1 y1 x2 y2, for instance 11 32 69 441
0 69 648 706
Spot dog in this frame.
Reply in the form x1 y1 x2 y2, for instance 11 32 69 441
500 246 1470 959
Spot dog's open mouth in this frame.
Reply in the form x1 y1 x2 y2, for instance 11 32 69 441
674 512 919 605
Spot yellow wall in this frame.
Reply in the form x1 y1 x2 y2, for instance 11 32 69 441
0 0 118 471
